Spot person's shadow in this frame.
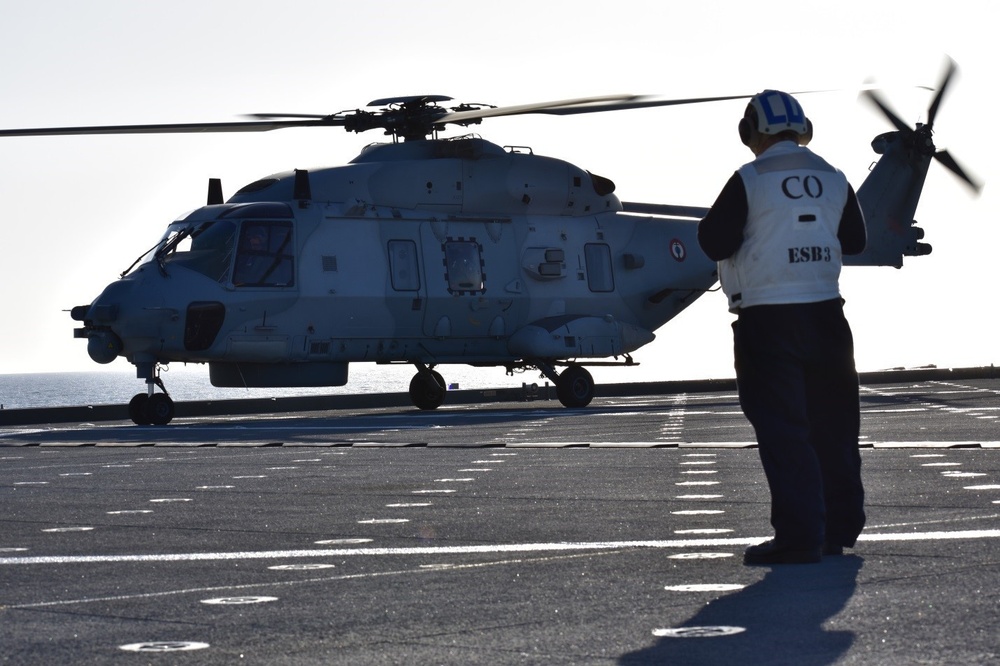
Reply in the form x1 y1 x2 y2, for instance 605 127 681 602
620 556 863 665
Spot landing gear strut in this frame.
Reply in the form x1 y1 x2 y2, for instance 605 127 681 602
409 363 446 410
128 366 175 425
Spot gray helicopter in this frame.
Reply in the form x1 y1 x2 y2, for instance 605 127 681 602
0 62 979 424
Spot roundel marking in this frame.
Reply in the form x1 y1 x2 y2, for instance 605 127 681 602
670 239 687 262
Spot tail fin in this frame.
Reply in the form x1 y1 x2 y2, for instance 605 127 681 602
846 130 934 268
845 58 981 268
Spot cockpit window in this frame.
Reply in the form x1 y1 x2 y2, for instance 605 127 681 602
155 220 237 283
232 221 294 287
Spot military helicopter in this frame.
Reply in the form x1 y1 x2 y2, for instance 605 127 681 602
0 61 980 425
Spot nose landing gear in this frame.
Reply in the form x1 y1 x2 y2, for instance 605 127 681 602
128 365 175 425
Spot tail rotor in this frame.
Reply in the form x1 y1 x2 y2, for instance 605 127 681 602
862 57 982 194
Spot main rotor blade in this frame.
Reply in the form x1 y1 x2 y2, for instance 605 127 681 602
442 92 770 124
529 93 758 116
443 88 878 124
935 149 983 194
440 94 640 123
244 113 331 120
0 117 346 138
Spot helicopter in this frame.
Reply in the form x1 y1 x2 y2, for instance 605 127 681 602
0 62 980 425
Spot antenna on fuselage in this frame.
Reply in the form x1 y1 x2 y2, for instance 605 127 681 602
207 178 224 205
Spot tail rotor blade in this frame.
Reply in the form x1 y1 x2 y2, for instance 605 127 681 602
935 149 983 194
926 57 957 129
862 88 912 133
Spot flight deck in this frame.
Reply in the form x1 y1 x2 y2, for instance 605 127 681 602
2 377 999 664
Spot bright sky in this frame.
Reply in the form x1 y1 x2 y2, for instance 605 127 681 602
1 0 996 386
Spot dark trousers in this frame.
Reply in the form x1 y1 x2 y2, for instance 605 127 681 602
734 298 866 549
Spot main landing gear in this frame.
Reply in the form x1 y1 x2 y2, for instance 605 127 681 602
128 367 175 425
409 363 447 410
536 362 595 408
407 361 596 410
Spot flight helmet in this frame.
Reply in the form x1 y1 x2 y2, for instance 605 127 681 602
738 89 813 146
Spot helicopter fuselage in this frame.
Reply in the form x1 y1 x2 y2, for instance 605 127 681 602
74 137 717 402
6 76 966 424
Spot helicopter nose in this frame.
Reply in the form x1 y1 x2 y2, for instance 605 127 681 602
73 278 148 364
87 329 123 364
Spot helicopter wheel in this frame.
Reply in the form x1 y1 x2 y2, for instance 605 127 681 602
409 369 446 410
128 393 152 425
128 392 175 425
556 366 595 408
146 393 175 425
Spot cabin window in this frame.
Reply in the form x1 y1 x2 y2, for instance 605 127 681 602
443 240 484 293
388 240 421 291
585 243 614 292
233 221 295 287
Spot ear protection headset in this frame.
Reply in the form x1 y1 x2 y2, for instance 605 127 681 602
738 90 813 146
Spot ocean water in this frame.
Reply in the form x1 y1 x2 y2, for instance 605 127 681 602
0 364 544 410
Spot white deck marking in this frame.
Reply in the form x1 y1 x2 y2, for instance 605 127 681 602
653 626 746 638
4 529 999 566
314 538 372 545
867 513 1000 530
671 510 725 515
201 596 277 605
675 529 733 534
10 436 1000 448
120 642 209 652
7 551 623 610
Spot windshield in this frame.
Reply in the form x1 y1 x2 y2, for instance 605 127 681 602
128 212 296 287
152 219 238 282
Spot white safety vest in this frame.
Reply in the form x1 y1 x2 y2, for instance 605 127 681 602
719 142 850 312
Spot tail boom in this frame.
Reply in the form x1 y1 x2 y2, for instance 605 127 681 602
846 130 934 268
